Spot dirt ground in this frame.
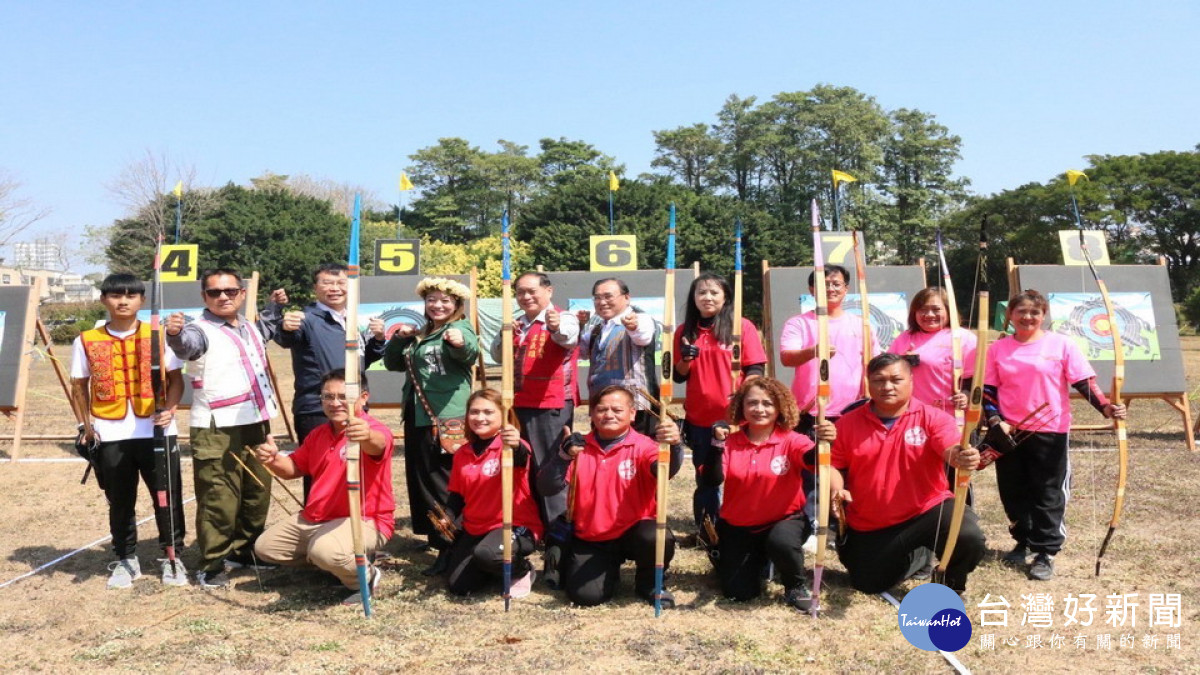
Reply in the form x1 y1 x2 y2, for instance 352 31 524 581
1 340 1197 673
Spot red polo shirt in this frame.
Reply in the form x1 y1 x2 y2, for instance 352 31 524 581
448 437 544 539
720 427 813 528
674 319 769 426
291 413 396 538
570 430 661 541
831 401 958 532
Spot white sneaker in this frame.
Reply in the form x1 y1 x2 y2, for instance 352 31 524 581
510 569 536 599
802 535 818 555
161 558 189 587
107 558 142 589
343 566 382 606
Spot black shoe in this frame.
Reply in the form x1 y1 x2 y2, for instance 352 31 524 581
784 585 813 612
421 548 450 577
1002 544 1029 567
1028 553 1055 581
196 569 230 590
225 551 278 571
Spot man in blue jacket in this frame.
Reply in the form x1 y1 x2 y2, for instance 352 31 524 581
276 263 386 497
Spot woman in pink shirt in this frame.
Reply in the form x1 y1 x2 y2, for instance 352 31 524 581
890 287 977 415
673 272 768 546
983 290 1126 581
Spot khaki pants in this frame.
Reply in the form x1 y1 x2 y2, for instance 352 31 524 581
255 514 387 590
191 421 272 574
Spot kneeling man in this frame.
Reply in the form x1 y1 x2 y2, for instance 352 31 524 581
538 385 684 608
833 353 985 595
253 369 394 604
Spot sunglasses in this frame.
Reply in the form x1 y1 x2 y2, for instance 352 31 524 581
204 287 243 299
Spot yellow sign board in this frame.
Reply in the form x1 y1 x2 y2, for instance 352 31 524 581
1058 230 1111 266
159 244 199 281
590 235 638 272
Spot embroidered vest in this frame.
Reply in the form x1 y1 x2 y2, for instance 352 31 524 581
188 318 279 428
513 307 578 409
80 323 156 420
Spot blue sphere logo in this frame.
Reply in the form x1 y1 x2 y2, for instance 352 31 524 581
897 583 972 652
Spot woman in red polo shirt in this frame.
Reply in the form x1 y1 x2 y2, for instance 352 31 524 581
706 377 835 612
673 273 768 544
440 389 543 598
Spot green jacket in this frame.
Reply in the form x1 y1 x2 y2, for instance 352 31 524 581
383 318 479 426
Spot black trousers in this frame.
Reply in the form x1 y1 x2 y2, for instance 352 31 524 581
685 421 720 533
98 436 187 560
717 515 811 600
995 431 1069 555
294 412 328 503
445 527 536 595
516 404 573 527
403 399 454 548
563 520 675 606
837 498 986 593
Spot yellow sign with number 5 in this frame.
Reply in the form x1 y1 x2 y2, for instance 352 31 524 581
374 239 421 275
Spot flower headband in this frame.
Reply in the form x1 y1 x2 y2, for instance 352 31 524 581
415 277 471 301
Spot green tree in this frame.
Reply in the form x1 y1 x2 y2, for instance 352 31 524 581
879 108 969 264
651 123 722 192
103 183 350 304
712 94 761 201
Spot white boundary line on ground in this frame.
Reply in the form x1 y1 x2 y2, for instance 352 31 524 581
0 496 196 590
879 591 972 675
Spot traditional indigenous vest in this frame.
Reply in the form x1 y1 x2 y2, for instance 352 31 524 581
80 323 155 420
513 306 578 409
187 318 279 428
587 313 650 408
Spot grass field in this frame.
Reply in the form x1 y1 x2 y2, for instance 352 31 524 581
2 340 1197 673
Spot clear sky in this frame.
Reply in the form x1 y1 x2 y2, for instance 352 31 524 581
2 1 1197 271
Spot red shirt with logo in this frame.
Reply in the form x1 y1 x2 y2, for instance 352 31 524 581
720 427 813 528
674 319 769 426
291 413 396 538
570 430 660 541
831 401 958 532
448 436 544 539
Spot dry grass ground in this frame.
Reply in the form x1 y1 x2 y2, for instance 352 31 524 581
1 341 1198 673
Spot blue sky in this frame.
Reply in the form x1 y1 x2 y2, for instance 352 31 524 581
2 2 1196 270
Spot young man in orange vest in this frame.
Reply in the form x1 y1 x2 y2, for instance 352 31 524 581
71 273 187 589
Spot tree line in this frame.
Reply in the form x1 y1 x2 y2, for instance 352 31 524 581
93 85 1200 328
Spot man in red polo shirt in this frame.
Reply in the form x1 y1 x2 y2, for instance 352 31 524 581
538 385 684 608
252 369 394 605
832 353 985 594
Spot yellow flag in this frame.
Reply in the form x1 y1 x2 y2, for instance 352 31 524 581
831 170 858 187
608 171 619 192
1066 169 1088 187
399 172 414 191
172 181 183 198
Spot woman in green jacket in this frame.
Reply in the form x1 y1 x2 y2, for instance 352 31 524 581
384 277 479 574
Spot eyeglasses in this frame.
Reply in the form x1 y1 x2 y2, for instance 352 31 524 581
204 288 242 298
316 279 348 288
320 393 348 402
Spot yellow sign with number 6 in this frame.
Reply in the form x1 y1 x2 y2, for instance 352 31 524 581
590 235 638 272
